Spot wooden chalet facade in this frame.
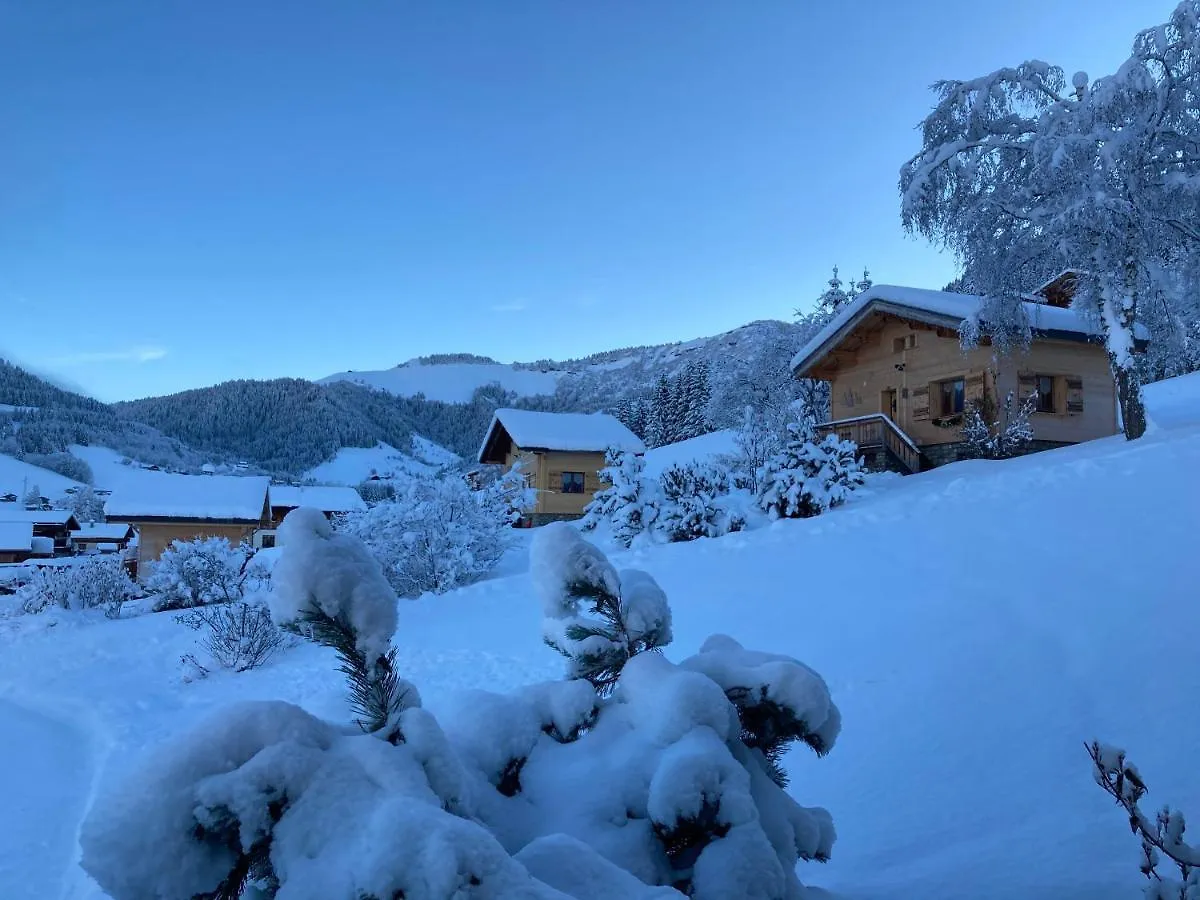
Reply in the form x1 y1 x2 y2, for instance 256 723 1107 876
0 508 81 555
104 476 272 577
792 280 1143 473
477 409 646 525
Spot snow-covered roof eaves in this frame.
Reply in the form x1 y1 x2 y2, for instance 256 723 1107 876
790 284 1138 378
0 509 79 527
269 485 367 514
0 521 33 552
477 409 646 463
104 475 271 523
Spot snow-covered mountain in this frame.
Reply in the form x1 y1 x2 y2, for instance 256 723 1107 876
320 358 562 404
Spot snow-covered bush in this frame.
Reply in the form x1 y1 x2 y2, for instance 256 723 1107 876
177 596 286 674
731 405 781 493
81 518 842 900
145 536 249 611
476 459 537 525
656 461 745 543
18 556 136 619
1087 741 1200 898
533 522 673 694
55 485 106 524
757 421 865 519
337 473 512 598
961 389 1036 460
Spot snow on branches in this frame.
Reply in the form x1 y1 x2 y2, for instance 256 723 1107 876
757 421 865 519
902 4 1200 439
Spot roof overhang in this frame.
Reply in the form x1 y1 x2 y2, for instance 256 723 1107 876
477 417 513 465
104 515 260 526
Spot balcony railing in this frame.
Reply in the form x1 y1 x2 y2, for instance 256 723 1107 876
816 413 922 474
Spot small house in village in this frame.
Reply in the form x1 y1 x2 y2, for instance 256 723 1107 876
252 484 368 548
104 475 271 576
0 522 35 564
791 280 1146 472
70 522 136 555
477 409 645 524
0 508 81 555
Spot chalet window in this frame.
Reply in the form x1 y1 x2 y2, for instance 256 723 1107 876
1035 375 1057 413
561 472 585 494
938 378 965 416
892 334 916 353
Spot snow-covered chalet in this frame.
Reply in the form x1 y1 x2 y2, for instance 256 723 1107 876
791 274 1147 472
477 409 645 525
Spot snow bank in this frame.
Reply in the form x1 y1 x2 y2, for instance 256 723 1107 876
1144 369 1200 431
642 430 738 478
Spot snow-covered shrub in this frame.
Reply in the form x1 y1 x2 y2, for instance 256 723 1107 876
273 507 417 734
55 485 106 524
145 536 249 611
1087 740 1200 898
533 522 673 694
476 459 537 525
961 389 1036 460
757 421 865 519
656 461 745 543
176 596 286 674
731 405 781 493
337 473 511 598
81 517 842 900
18 556 136 619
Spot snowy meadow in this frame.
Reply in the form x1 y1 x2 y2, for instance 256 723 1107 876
1 374 1197 899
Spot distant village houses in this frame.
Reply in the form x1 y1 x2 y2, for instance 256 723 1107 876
477 408 645 525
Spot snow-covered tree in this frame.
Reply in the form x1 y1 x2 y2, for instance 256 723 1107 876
533 523 673 694
678 360 713 441
656 461 745 543
55 485 105 524
337 473 511 598
18 555 136 619
477 458 537 525
901 4 1200 439
145 536 250 611
22 482 42 508
1087 740 1200 898
757 421 865 519
961 388 1037 460
580 447 629 531
591 450 659 547
731 405 781 494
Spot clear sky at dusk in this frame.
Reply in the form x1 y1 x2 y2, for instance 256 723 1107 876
0 1 1168 400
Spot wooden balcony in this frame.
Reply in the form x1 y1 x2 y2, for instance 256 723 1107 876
816 414 922 474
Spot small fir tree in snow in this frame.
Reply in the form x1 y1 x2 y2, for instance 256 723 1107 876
580 446 628 531
732 405 780 494
961 387 1037 460
532 523 672 695
656 461 745 543
757 420 865 519
1087 740 1200 898
56 485 105 524
22 482 42 508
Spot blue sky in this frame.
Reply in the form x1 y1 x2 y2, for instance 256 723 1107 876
0 1 1166 401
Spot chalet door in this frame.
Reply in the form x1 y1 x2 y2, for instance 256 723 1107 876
881 389 897 420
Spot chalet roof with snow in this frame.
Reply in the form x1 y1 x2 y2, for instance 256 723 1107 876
268 485 367 514
0 521 33 552
104 475 271 524
0 509 80 528
791 284 1149 378
71 522 135 541
477 409 645 463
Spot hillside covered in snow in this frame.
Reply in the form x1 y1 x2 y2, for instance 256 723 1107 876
1 373 1196 898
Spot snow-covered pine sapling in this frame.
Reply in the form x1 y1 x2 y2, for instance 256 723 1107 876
682 635 842 790
757 421 865 519
271 507 418 737
961 387 1036 460
656 461 745 543
580 446 626 531
1087 740 1200 898
532 523 672 694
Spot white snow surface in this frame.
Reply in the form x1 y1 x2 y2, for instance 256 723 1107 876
2 372 1199 899
480 409 646 461
104 474 270 522
0 508 76 526
269 484 367 514
642 429 738 478
320 360 561 404
790 283 1152 374
0 453 86 500
0 521 33 551
71 524 133 541
303 439 456 486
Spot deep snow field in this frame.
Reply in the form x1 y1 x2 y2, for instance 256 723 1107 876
3 375 1199 899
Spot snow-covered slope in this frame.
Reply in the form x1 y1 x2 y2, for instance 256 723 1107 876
0 454 86 500
320 360 562 403
302 435 460 485
642 429 738 477
1 374 1198 898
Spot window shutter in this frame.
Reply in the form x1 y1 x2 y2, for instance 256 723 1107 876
1017 372 1036 404
1065 376 1084 416
912 385 930 421
965 373 986 406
